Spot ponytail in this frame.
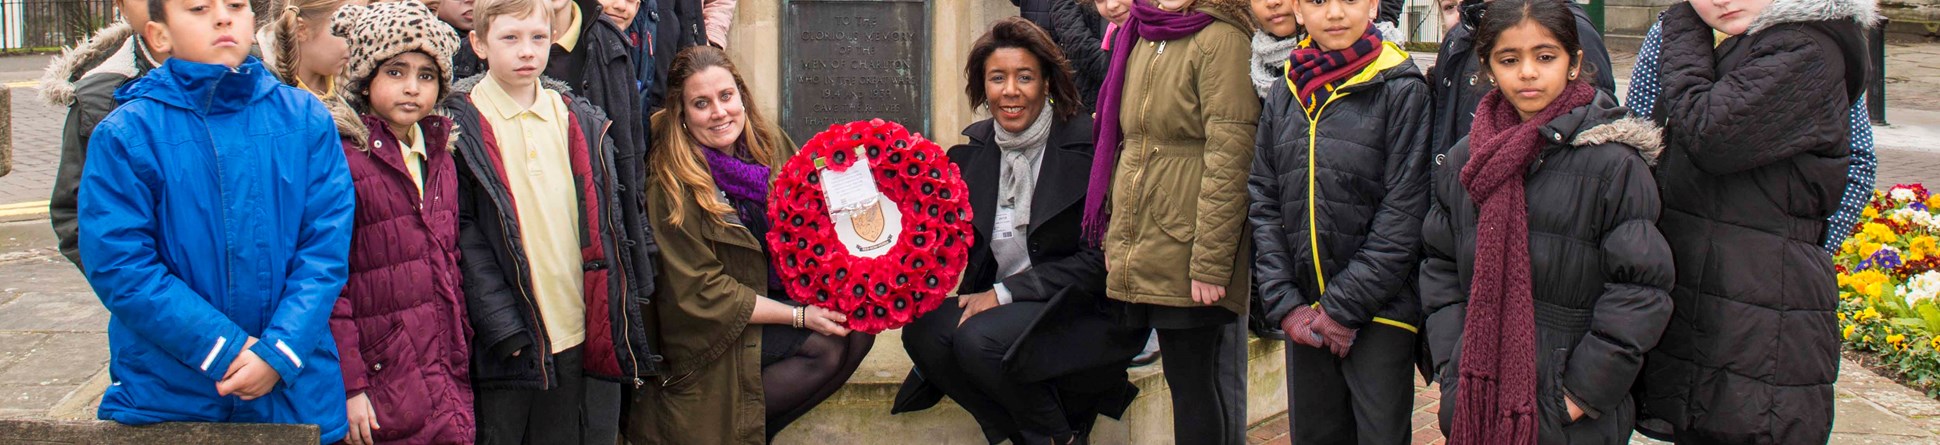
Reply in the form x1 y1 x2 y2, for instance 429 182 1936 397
265 0 350 90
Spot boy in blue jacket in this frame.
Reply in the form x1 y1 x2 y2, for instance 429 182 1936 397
76 0 353 441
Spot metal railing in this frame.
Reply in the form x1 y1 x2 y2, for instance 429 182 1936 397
0 0 118 52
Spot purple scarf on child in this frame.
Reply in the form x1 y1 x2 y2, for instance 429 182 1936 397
1081 2 1216 243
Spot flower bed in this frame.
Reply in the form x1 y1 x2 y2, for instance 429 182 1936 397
1839 184 1940 396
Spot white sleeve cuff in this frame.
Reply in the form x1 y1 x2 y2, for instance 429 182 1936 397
993 283 1014 305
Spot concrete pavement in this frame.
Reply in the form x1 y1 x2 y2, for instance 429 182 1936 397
0 220 105 421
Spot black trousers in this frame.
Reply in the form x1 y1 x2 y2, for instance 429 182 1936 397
1152 316 1250 445
905 298 1130 445
476 346 623 445
1284 324 1417 445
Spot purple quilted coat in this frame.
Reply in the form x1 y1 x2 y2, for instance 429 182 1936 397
331 114 475 444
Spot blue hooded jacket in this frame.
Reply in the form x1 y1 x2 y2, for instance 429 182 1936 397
77 56 352 443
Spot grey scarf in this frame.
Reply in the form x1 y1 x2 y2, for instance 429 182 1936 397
992 103 1053 227
1250 30 1301 100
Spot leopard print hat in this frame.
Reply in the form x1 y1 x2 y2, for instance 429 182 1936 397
332 0 461 107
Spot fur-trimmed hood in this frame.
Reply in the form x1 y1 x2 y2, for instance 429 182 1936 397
1749 0 1882 35
39 22 141 106
1551 91 1665 166
328 96 372 151
1573 116 1664 166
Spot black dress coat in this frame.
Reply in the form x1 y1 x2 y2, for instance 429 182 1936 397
891 115 1150 411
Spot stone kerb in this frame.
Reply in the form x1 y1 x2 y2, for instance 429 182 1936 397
0 419 319 444
773 329 1291 444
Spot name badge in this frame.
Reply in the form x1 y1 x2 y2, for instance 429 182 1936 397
993 207 1017 240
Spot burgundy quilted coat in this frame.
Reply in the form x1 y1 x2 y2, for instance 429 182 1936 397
330 114 476 444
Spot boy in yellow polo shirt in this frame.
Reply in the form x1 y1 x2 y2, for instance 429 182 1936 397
445 0 662 442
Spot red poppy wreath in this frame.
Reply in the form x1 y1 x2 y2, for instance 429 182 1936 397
766 119 973 334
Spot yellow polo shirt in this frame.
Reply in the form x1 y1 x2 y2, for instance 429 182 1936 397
473 75 587 353
400 123 427 197
557 3 584 52
297 75 336 100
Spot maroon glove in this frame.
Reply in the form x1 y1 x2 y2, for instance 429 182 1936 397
1308 309 1358 358
1280 306 1327 350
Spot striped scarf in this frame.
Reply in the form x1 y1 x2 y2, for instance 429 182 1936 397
1284 24 1383 110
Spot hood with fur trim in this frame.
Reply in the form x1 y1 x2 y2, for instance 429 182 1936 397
330 95 374 151
1748 0 1882 35
39 22 141 106
1573 116 1664 166
1547 91 1665 166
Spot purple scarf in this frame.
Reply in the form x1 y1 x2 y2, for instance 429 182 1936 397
1081 2 1216 243
703 144 771 204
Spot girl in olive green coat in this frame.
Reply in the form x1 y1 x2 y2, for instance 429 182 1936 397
1081 0 1259 443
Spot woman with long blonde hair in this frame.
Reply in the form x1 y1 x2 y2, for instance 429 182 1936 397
630 45 875 444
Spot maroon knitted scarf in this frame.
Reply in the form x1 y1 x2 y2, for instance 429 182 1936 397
1449 80 1595 445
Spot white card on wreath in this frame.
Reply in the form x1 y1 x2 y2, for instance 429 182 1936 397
824 155 903 258
822 157 881 212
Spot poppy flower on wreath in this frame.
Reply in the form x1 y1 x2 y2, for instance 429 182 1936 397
767 119 972 334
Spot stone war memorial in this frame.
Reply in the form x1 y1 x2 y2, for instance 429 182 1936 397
728 1 1288 443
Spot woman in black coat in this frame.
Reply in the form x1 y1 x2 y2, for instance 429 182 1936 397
1635 0 1874 443
1420 1 1673 443
892 18 1147 445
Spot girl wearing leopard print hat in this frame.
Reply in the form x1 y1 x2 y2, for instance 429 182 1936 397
325 1 473 443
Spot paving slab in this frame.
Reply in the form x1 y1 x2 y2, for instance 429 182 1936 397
0 333 107 387
0 82 66 208
0 384 87 413
0 291 108 333
0 332 49 375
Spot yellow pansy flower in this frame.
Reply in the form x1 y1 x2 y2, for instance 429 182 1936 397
1844 323 1857 340
1864 223 1900 244
1910 236 1937 261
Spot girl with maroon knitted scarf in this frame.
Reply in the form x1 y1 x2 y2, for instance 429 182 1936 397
1244 0 1432 442
1419 0 1674 444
